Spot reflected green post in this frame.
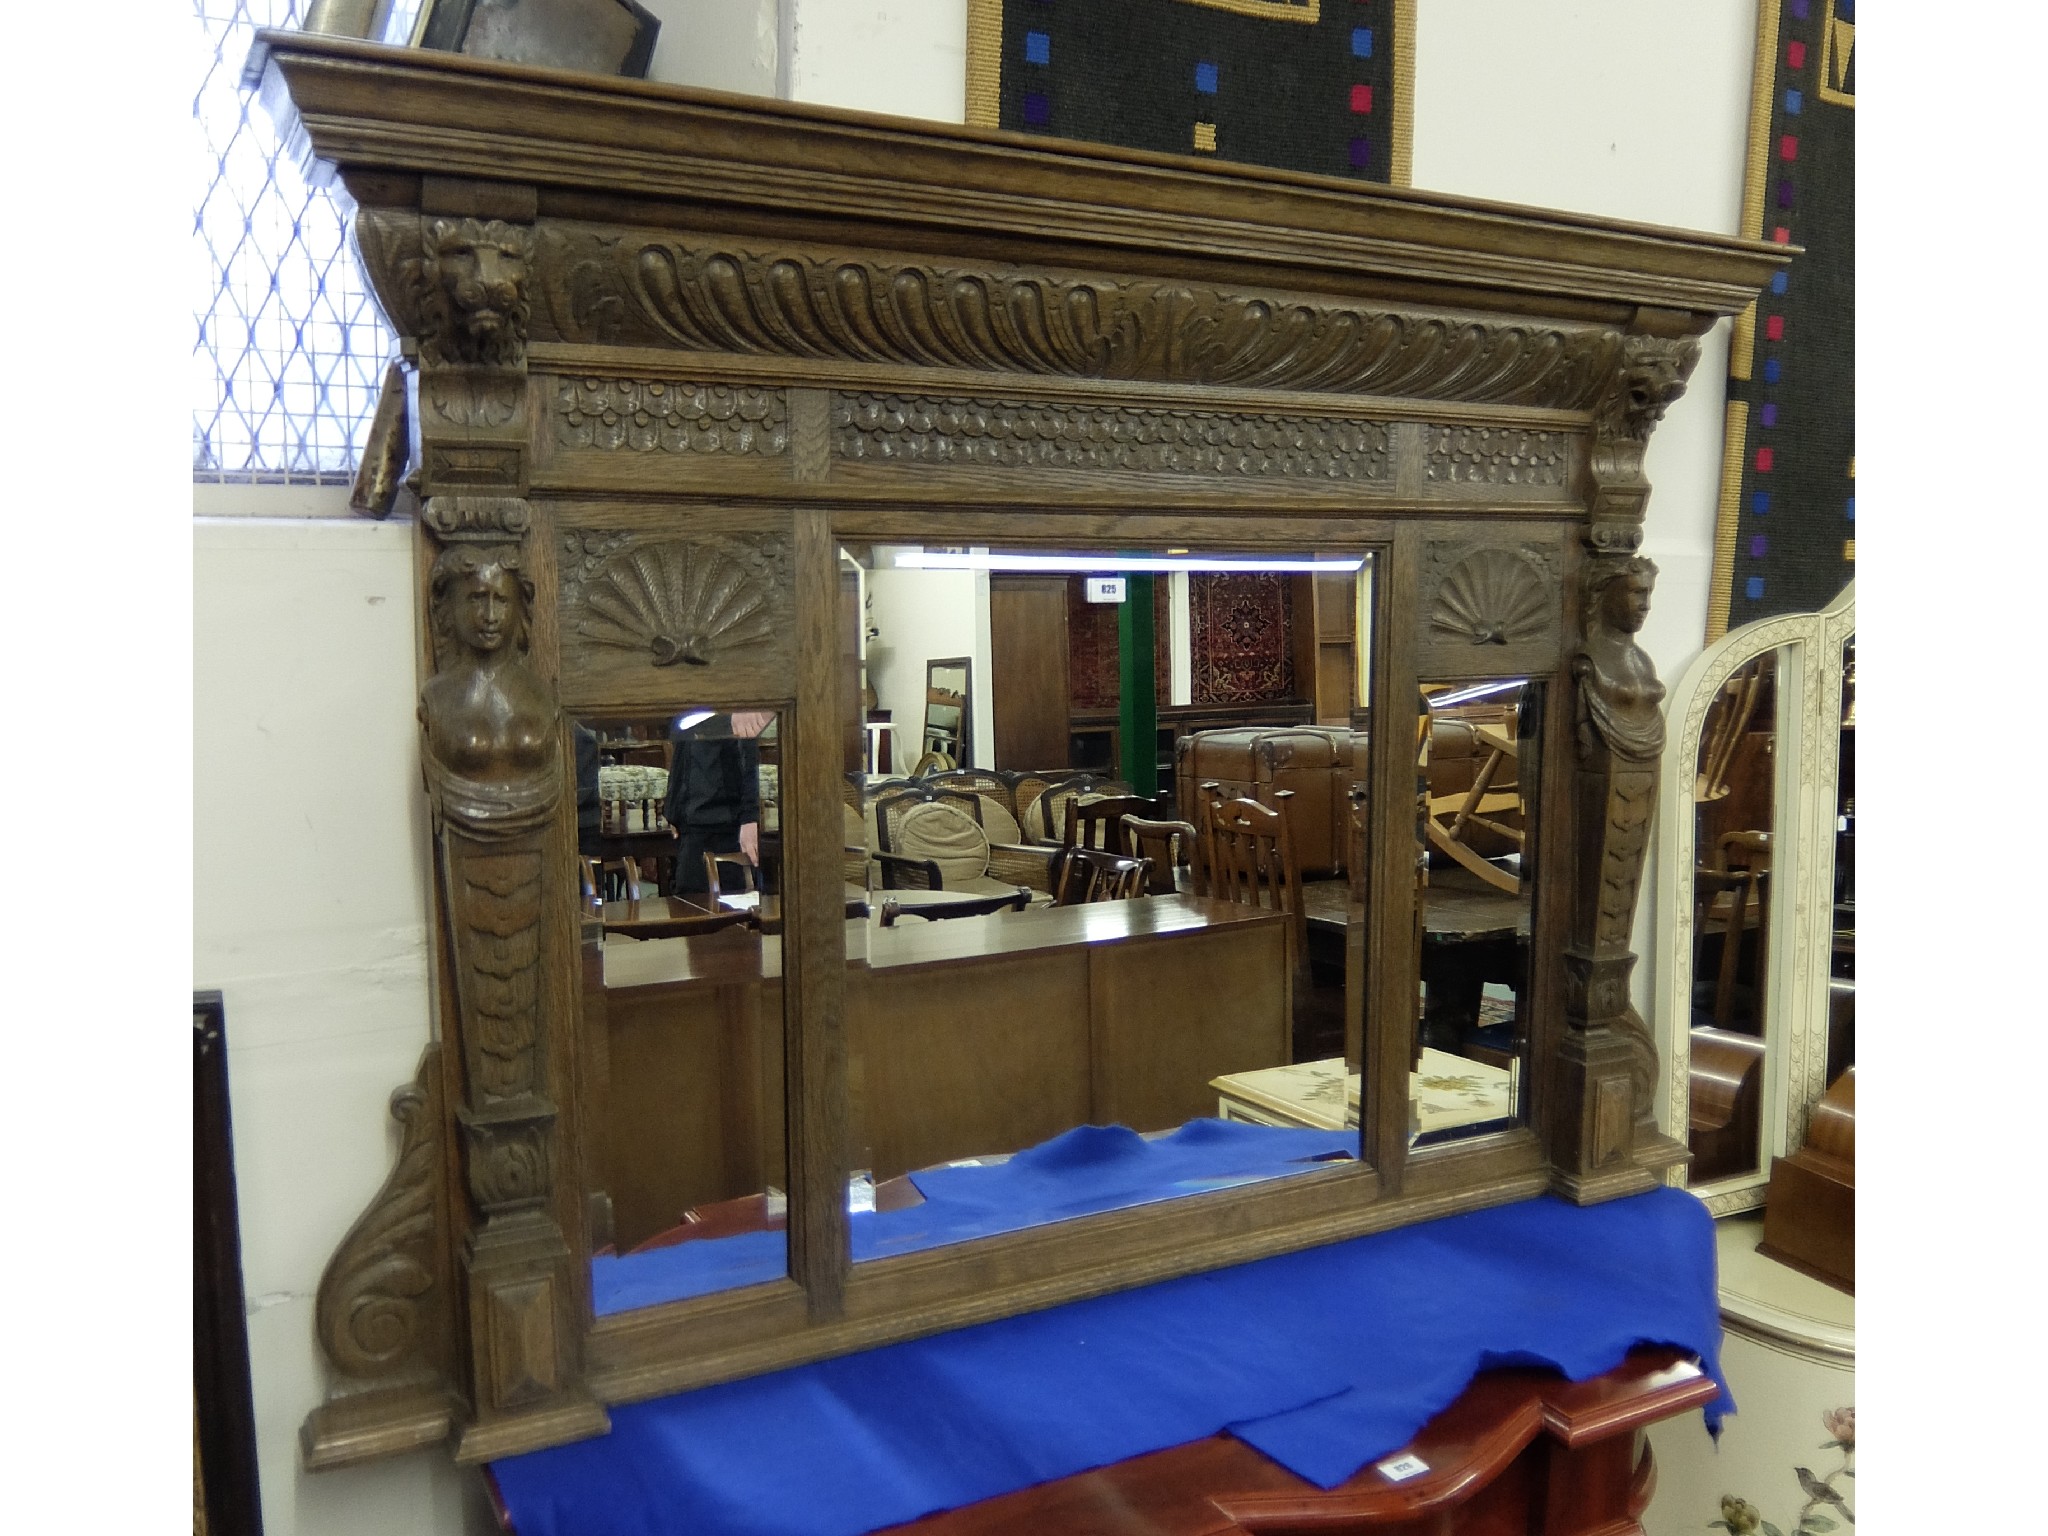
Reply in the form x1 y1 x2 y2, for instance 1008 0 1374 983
1117 572 1158 796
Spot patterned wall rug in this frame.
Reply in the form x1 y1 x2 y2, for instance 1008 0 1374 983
1068 577 1172 710
1710 0 1855 638
967 0 1413 185
1191 573 1293 704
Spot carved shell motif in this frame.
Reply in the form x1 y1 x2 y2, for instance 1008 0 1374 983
1429 547 1556 647
570 539 784 667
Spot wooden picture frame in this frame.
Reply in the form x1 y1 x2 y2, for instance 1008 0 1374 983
1652 580 1854 1214
251 31 1784 1469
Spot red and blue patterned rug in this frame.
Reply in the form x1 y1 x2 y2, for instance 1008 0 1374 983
968 0 1412 186
1712 0 1856 636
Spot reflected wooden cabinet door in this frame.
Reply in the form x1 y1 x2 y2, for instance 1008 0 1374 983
990 576 1072 771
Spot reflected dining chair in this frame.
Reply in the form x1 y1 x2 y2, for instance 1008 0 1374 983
1062 793 1159 856
1199 782 1315 1054
701 851 759 899
1121 815 1200 896
1050 846 1152 906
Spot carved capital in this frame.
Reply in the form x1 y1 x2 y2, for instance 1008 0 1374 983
313 1049 450 1386
423 495 531 544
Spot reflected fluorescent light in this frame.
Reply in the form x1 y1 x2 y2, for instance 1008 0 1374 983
674 710 715 731
892 551 1365 573
1426 680 1526 708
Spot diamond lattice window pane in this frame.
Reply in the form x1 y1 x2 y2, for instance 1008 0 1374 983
194 1 395 483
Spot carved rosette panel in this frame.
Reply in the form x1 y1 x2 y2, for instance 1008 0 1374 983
314 1050 447 1384
554 378 789 455
525 227 1630 410
1424 425 1568 486
560 531 794 682
831 393 1390 480
459 1111 556 1212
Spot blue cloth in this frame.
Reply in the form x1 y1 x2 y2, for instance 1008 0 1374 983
591 1119 1356 1315
500 1185 1727 1536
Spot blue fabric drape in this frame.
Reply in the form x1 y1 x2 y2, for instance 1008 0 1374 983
500 1183 1726 1536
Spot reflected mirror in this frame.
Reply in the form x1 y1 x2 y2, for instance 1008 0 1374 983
574 707 793 1313
1410 679 1536 1146
1684 650 1778 1184
1827 635 1853 1089
835 545 1379 1263
923 657 971 770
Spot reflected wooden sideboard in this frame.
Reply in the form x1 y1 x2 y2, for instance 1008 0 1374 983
593 899 1289 1249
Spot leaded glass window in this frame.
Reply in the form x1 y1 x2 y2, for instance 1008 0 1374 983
194 1 397 483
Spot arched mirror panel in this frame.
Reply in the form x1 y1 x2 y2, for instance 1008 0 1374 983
1653 582 1854 1214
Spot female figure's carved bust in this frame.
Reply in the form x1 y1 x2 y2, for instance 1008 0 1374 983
421 543 560 831
1574 556 1665 764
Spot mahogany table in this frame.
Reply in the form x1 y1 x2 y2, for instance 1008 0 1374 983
884 1347 1713 1536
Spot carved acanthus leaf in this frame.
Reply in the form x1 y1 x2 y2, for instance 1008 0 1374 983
314 1050 446 1383
832 393 1391 480
533 229 1629 409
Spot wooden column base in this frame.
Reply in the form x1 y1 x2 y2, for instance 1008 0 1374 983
1548 1026 1660 1205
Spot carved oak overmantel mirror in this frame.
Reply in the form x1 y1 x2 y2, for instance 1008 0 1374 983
253 33 1785 1468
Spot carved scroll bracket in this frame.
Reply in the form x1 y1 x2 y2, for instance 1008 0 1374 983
1581 334 1700 553
355 207 537 496
312 1047 451 1392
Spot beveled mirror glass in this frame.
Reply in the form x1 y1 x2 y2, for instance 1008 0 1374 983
576 707 795 1313
833 544 1379 1261
1410 679 1536 1146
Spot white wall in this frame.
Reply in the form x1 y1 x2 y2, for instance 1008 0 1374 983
1411 0 1757 1020
204 9 1761 1531
864 566 993 771
196 508 493 1535
640 0 780 97
782 0 968 120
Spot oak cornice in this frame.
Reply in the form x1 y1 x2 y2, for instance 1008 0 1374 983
256 32 1788 324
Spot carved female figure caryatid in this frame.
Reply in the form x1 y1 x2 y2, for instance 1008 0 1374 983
420 542 560 1115
1575 557 1666 765
1570 555 1666 1119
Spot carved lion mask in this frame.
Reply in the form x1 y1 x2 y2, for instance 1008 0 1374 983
420 218 534 367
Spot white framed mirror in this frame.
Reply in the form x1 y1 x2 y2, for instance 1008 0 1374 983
1653 581 1853 1213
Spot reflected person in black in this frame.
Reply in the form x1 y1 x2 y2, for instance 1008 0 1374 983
667 710 774 895
573 720 602 855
